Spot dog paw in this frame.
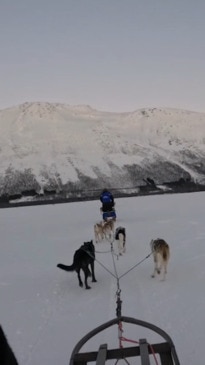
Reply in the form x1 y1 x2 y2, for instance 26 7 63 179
86 286 91 289
151 274 155 278
92 279 97 282
79 283 83 287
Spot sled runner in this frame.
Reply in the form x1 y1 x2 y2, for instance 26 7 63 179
69 316 180 365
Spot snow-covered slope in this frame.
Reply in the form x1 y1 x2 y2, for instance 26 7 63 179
0 102 205 195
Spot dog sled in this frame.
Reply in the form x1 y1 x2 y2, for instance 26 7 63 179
69 316 180 365
101 208 116 222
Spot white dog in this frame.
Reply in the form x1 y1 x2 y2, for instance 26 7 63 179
115 227 126 255
150 238 170 281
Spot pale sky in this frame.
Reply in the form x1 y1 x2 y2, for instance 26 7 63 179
1 0 205 112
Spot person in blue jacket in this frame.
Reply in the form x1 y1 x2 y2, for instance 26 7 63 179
100 189 115 212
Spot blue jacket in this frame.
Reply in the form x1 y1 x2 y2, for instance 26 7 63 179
100 191 114 204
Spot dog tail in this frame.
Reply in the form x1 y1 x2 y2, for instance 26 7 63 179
57 263 75 271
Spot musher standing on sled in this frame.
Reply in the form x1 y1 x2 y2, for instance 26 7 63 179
100 189 115 213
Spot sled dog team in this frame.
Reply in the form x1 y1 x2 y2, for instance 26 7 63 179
58 218 170 289
57 188 170 289
94 221 170 281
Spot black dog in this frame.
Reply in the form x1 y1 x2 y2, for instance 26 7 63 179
0 325 18 365
57 240 97 289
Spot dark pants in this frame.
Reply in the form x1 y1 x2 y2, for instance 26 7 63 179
102 202 114 212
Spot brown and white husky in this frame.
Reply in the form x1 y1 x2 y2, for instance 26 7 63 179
150 238 170 281
94 222 105 243
94 220 115 243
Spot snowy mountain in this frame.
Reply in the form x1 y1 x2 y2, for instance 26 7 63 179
0 102 205 197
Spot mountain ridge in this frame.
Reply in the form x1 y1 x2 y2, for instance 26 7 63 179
0 102 205 197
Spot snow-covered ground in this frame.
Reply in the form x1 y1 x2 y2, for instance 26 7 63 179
1 191 205 364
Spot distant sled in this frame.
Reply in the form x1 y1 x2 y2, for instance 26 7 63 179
102 209 116 222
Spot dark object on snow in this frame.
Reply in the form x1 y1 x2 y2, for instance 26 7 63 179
21 189 38 197
9 194 22 201
0 325 18 365
143 178 156 187
44 189 57 196
0 194 9 203
57 240 97 289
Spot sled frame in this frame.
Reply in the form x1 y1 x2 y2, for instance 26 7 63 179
69 316 180 365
